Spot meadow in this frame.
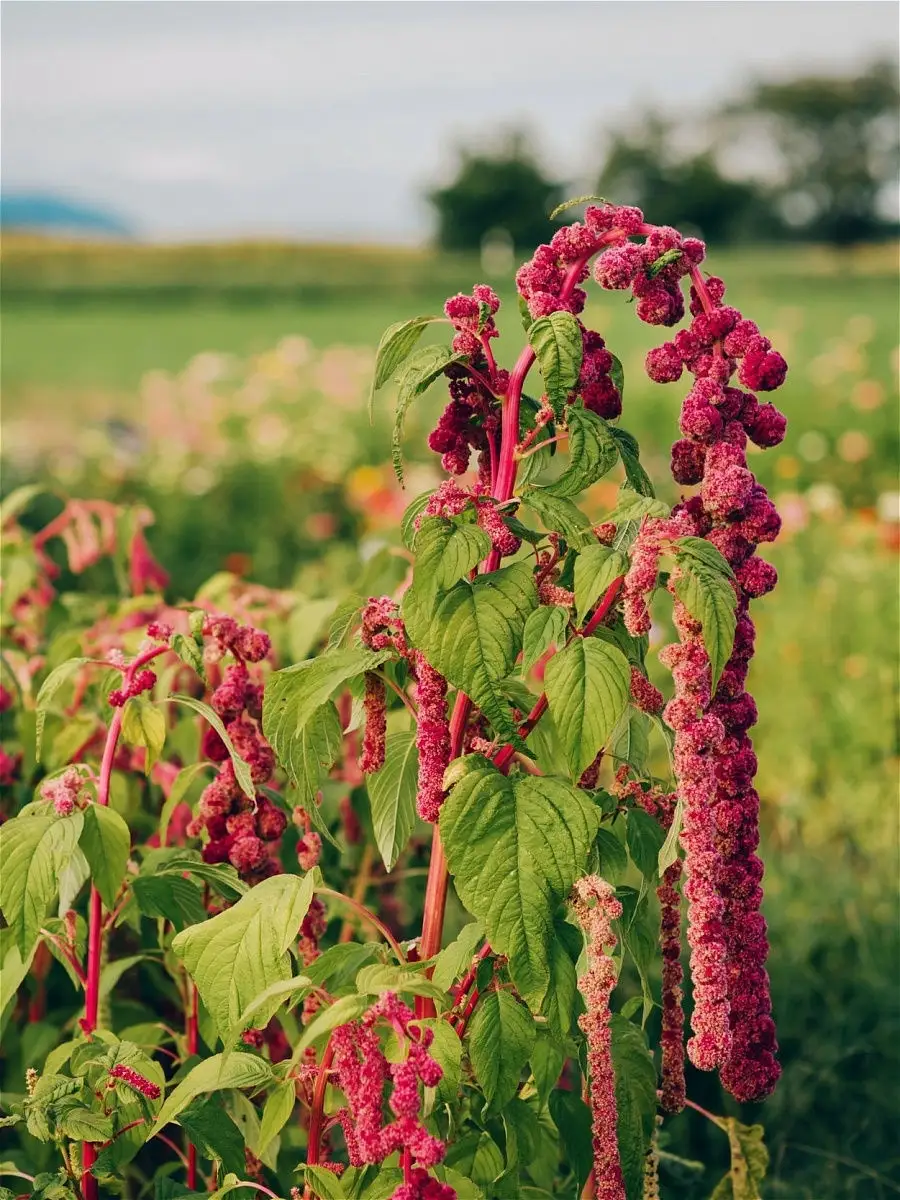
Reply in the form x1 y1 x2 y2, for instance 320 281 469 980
1 236 898 1197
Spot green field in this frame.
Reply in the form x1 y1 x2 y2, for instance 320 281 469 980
2 237 899 1195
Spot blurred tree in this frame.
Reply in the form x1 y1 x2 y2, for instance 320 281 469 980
429 132 565 253
595 116 778 243
739 60 900 245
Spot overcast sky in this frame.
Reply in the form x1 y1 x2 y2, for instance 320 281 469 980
2 1 896 242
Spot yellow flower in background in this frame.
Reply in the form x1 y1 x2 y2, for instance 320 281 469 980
851 379 885 411
775 455 800 480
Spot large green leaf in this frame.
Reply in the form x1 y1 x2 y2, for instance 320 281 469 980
544 638 631 777
131 874 206 931
367 731 419 871
468 989 536 1110
609 1016 657 1200
541 921 580 1039
609 492 670 523
282 700 343 812
177 1099 246 1177
548 1090 593 1194
120 698 166 774
528 312 583 416
171 873 315 1041
263 647 390 774
574 546 629 624
540 408 618 499
257 1079 296 1156
609 427 654 498
673 563 738 691
149 1053 272 1137
412 561 537 746
79 805 131 910
440 757 599 1007
674 536 735 579
166 694 255 801
0 811 84 953
413 517 491 600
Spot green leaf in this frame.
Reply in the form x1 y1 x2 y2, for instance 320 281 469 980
542 923 579 1039
431 920 484 993
356 963 446 1003
548 193 608 219
289 993 371 1066
530 1032 565 1107
574 546 629 624
609 491 670 523
326 593 364 650
166 695 255 801
411 561 537 747
400 491 434 551
658 796 684 876
609 709 651 774
594 829 628 882
79 805 131 910
303 942 380 992
423 1018 463 1113
609 1015 657 1200
521 606 568 678
226 976 311 1049
34 658 93 757
159 762 213 847
369 316 438 412
263 648 390 772
257 1079 296 1155
99 954 145 1000
131 874 206 930
304 1166 348 1200
169 632 206 682
154 855 247 901
673 564 738 691
528 312 583 417
468 989 536 1111
674 536 735 579
367 731 418 871
440 757 599 1007
57 1107 114 1143
523 490 595 550
647 247 684 277
149 1053 272 1137
626 809 666 882
443 1131 505 1188
392 346 463 484
609 427 653 498
544 638 631 777
416 516 491 595
541 408 618 499
281 702 343 827
0 811 84 954
171 873 315 1041
548 1090 593 1194
0 482 45 526
178 1098 246 1177
710 1118 770 1200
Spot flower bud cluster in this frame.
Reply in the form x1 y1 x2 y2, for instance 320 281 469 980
108 668 157 708
186 622 285 882
594 223 705 328
332 992 449 1184
418 480 520 559
108 1063 161 1099
571 875 625 1200
41 766 88 816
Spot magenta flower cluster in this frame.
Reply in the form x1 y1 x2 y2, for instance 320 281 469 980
332 991 451 1194
41 766 86 817
359 673 387 774
571 875 625 1200
186 617 288 881
615 241 784 1100
107 1063 161 1100
418 479 520 559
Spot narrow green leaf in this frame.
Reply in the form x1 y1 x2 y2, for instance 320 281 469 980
178 1099 246 1177
356 963 446 1003
149 1053 272 1137
574 546 629 624
369 316 438 416
225 976 311 1050
400 491 434 551
523 490 596 550
710 1118 770 1200
542 923 579 1039
657 796 684 876
159 762 213 847
0 482 46 526
79 805 131 910
289 993 370 1066
528 312 583 416
674 536 735 579
392 346 463 484
367 731 418 871
544 638 631 777
0 811 84 954
431 920 484 993
257 1079 296 1156
609 491 670 523
521 605 569 676
609 427 653 497
673 564 738 691
468 989 536 1110
626 809 666 882
541 408 618 499
34 657 93 757
548 194 608 220
440 757 599 1007
172 873 315 1040
166 694 255 801
609 1015 657 1200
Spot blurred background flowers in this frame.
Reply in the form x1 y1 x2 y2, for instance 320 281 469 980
1 3 898 1195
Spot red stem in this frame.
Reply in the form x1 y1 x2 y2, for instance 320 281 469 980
82 644 166 1200
186 982 199 1189
304 1038 336 1196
